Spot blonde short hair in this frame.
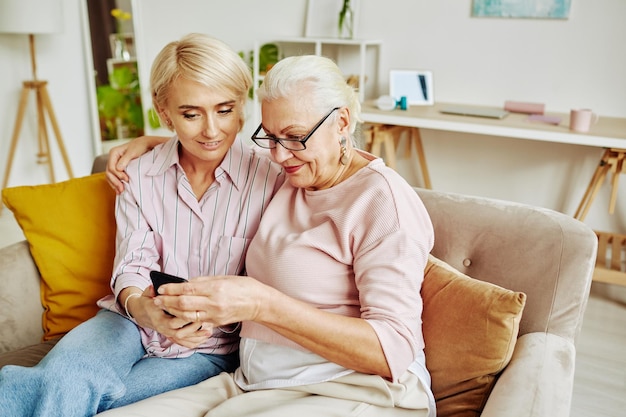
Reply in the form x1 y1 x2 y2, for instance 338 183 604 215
150 33 252 130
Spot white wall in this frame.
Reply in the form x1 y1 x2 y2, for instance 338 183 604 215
1 0 625 233
0 0 94 187
369 0 625 117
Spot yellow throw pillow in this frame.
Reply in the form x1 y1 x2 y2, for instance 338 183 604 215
422 255 526 417
2 173 117 340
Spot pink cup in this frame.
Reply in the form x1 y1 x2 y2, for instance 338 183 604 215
569 109 599 132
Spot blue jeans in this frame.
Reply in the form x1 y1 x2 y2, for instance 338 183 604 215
0 310 238 417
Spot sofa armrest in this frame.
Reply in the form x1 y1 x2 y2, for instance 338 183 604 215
480 332 575 417
0 240 44 353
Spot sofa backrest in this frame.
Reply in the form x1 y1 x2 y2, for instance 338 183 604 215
90 154 597 343
416 187 597 344
92 153 109 174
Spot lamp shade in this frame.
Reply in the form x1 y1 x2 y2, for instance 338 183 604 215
0 0 63 34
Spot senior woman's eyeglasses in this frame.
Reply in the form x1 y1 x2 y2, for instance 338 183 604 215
251 107 340 151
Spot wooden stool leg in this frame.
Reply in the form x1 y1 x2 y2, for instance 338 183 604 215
411 128 432 189
593 231 626 286
404 128 411 155
574 149 612 220
41 84 74 178
610 234 624 271
362 127 373 153
369 127 396 170
608 151 625 214
2 86 31 194
382 130 397 170
596 231 610 269
386 125 411 156
370 131 382 158
36 87 55 183
574 166 603 219
578 163 612 222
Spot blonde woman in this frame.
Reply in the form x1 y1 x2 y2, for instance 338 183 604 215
0 34 283 417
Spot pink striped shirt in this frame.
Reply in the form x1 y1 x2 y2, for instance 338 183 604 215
97 136 284 358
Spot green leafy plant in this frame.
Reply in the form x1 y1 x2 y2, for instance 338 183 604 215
257 43 279 75
97 65 144 140
239 43 279 99
110 8 133 60
338 0 354 39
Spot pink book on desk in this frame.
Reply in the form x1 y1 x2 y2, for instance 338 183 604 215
527 114 562 125
504 101 545 115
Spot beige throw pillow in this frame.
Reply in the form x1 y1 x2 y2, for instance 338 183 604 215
422 255 526 417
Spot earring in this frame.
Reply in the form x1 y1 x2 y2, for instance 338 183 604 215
339 137 349 165
166 119 173 130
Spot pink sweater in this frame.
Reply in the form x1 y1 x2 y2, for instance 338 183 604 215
242 154 434 383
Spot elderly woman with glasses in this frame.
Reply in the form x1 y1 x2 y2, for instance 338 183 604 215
102 54 435 417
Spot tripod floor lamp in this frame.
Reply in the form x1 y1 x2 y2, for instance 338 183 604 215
0 0 73 195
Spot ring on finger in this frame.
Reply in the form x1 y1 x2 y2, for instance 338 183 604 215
196 311 200 321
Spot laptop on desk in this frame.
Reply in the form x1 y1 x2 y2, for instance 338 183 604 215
440 105 509 119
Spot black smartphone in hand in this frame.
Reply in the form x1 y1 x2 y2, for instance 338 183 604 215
149 271 188 319
149 271 187 293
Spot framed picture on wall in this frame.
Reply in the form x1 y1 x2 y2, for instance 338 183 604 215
389 70 434 106
472 0 571 19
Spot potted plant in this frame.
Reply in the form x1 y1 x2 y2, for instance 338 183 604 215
110 8 132 60
338 0 354 39
239 43 279 99
96 64 144 141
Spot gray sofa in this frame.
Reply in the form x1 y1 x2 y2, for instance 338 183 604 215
0 156 597 416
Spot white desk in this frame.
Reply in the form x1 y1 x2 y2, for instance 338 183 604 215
360 101 626 149
361 101 626 285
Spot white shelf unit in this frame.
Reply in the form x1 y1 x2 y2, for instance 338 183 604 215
250 37 382 127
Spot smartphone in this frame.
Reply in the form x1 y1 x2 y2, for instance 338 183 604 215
149 270 187 293
149 271 190 320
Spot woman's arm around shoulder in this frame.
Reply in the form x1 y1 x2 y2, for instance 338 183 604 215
105 136 169 194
